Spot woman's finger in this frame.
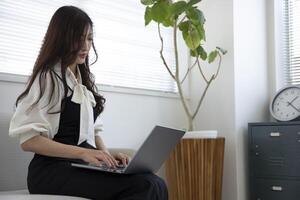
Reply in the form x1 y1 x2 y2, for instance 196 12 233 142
95 153 112 168
121 157 127 166
110 155 119 167
104 151 118 167
125 156 130 165
96 151 116 168
107 155 118 168
117 153 129 166
90 158 101 167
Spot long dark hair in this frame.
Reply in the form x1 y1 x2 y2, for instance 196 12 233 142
16 5 105 116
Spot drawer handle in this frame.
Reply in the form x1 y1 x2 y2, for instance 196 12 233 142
270 132 281 137
271 186 283 191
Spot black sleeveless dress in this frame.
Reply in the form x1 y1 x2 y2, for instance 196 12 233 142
27 81 168 200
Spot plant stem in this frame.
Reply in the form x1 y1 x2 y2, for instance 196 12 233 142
157 20 223 131
192 54 222 119
181 58 198 84
176 78 194 130
158 24 176 80
192 75 214 119
197 58 209 83
173 20 193 131
214 52 222 79
174 21 179 79
179 15 186 25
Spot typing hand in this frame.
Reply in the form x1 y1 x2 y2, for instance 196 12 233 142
113 152 130 167
79 149 118 168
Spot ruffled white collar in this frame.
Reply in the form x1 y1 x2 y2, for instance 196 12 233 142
53 62 97 147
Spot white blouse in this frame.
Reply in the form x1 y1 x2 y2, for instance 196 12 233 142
9 61 103 147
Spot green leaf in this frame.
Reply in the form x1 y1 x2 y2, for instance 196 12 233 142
187 0 201 7
162 16 174 27
145 6 152 26
182 24 201 50
178 21 189 31
170 1 187 16
151 1 170 23
195 23 205 41
141 0 156 6
216 46 227 55
190 45 207 60
208 50 218 63
190 49 197 57
186 7 205 25
198 46 207 60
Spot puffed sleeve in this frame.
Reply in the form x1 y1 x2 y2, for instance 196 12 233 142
9 72 58 144
94 115 104 137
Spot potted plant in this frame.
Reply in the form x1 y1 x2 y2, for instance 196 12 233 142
140 0 227 131
140 2 226 198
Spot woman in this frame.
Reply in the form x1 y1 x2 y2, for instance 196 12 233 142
9 5 168 200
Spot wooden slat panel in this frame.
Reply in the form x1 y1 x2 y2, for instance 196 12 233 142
165 138 225 200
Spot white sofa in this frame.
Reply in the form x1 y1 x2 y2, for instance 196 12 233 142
0 112 135 199
0 190 88 200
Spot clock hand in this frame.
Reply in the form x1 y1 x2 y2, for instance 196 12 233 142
290 96 299 104
287 101 300 112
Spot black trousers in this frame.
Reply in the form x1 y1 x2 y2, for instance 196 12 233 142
28 154 168 200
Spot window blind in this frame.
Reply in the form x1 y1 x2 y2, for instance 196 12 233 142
0 0 177 93
283 0 300 85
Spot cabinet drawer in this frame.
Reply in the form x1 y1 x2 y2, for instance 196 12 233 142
252 155 300 177
251 125 300 151
251 125 300 177
254 178 300 200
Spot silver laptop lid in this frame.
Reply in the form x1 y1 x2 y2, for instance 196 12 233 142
125 125 185 174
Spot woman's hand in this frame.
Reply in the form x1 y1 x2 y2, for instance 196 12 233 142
113 152 130 166
79 149 118 168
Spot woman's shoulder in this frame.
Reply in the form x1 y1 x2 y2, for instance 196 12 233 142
24 68 64 104
30 60 62 86
30 69 62 91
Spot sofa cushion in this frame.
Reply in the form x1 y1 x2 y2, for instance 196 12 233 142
0 190 89 199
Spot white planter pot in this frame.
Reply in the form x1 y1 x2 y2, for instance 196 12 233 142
183 130 218 139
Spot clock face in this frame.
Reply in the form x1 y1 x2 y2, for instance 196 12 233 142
270 86 300 121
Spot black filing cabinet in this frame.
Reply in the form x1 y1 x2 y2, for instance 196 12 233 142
249 122 300 200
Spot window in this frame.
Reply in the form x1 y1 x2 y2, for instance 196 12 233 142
0 0 177 93
282 0 300 85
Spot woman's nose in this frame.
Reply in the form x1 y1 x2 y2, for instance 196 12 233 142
81 39 90 50
82 40 88 49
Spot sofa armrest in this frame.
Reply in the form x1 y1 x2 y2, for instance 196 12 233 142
108 148 136 158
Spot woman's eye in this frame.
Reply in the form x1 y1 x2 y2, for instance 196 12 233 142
88 38 93 41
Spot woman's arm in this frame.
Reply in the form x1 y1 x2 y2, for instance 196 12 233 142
95 135 109 153
22 135 118 167
22 135 85 159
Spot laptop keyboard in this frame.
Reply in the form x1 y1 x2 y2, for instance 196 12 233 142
88 162 126 172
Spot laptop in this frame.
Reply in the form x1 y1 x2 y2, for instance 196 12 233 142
71 125 185 174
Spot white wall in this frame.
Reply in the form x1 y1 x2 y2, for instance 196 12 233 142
268 0 287 102
190 0 237 200
99 90 187 149
234 1 269 200
190 0 270 200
